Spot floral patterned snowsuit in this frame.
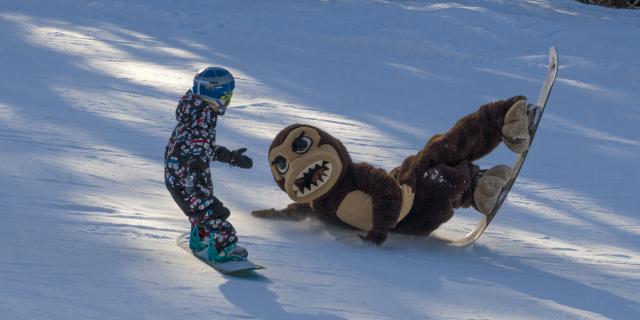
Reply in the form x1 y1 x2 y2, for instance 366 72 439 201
164 90 237 253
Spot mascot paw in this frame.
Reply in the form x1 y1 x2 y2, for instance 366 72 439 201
474 165 512 215
251 208 307 221
502 99 530 153
359 229 388 246
251 209 276 218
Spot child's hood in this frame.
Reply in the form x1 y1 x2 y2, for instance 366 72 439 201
175 89 208 123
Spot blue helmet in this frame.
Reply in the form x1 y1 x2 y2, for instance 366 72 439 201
192 67 235 115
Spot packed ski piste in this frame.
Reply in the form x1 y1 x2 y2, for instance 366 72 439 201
2 1 639 319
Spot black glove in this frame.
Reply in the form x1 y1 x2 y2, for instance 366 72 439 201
215 147 252 169
230 148 253 169
215 146 233 163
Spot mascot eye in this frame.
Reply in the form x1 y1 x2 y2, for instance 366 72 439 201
274 156 289 174
292 136 312 154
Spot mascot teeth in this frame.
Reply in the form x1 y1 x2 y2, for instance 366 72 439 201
293 160 332 197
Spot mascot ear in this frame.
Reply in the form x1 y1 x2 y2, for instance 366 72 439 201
268 124 350 202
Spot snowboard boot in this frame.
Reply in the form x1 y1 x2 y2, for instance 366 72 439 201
209 243 248 263
473 165 513 215
502 99 531 153
205 219 248 262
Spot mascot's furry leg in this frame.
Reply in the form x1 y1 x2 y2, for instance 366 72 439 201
391 95 529 234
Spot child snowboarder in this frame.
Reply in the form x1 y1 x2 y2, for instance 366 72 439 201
165 67 253 262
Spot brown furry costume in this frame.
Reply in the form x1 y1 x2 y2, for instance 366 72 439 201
253 95 526 245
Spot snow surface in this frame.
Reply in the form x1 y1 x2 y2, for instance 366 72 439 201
1 0 639 319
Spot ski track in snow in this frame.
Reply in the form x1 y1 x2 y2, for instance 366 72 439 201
1 0 639 319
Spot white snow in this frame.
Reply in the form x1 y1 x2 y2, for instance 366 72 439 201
1 0 639 319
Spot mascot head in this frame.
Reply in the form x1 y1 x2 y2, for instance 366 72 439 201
268 124 352 203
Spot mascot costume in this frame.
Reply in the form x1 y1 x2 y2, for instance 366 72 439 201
252 96 530 245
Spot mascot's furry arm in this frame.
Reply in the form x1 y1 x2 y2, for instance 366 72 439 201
349 163 403 244
251 202 314 221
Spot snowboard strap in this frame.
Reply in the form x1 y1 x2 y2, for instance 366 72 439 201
189 225 207 251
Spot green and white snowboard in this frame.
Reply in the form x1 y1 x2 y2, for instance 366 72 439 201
177 232 264 274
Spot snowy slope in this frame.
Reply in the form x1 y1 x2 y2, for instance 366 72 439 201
1 0 639 319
